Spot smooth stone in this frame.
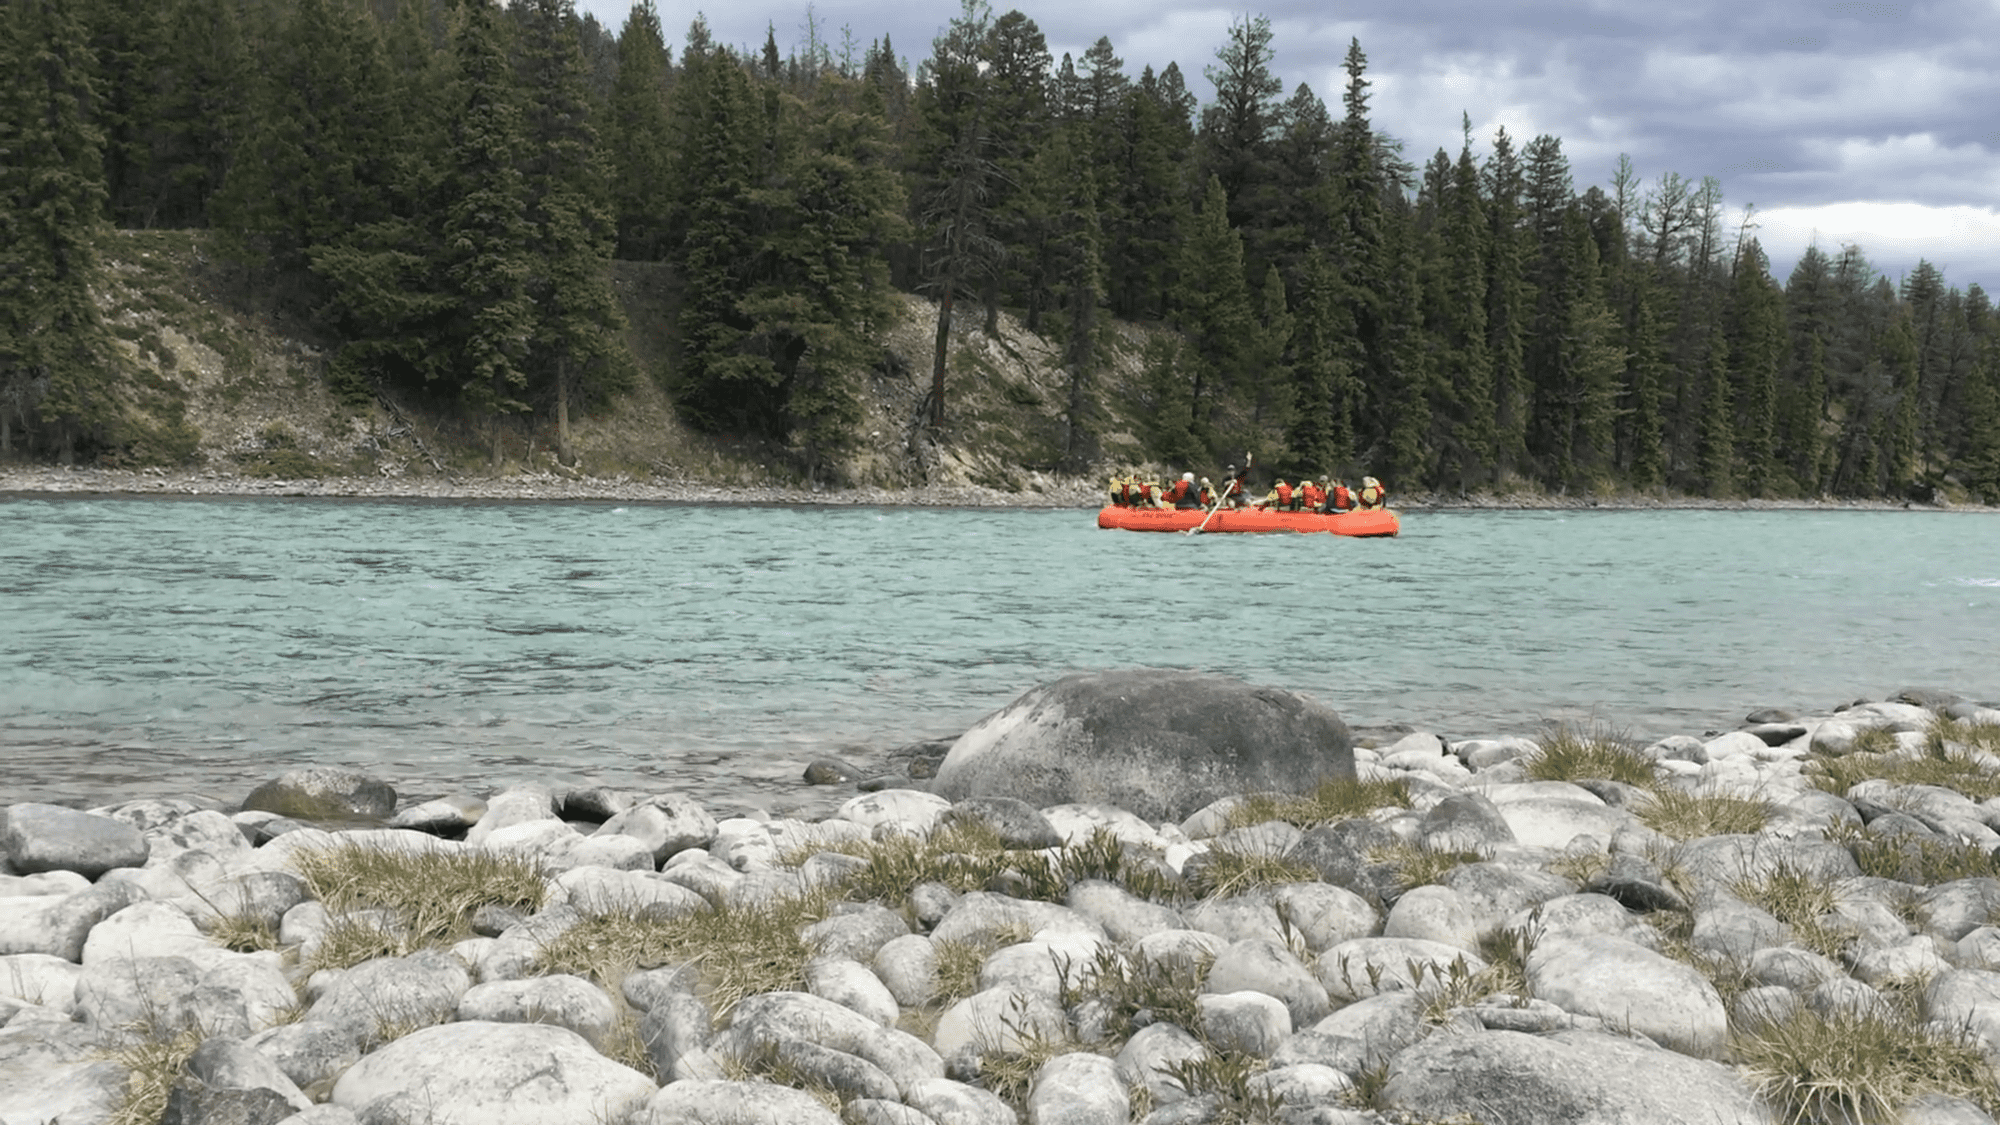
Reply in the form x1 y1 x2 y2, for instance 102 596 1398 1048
1380 1028 1768 1123
638 988 713 1081
806 757 866 785
1527 933 1728 1059
2 803 149 877
551 867 706 918
463 785 559 847
837 790 954 836
725 991 944 1099
1383 884 1482 954
1113 1022 1208 1104
309 949 470 1038
930 986 1066 1060
902 1078 1015 1125
929 891 1105 947
558 786 642 822
242 769 396 822
807 956 901 1027
1029 1052 1128 1125
1203 937 1330 1029
644 1077 844 1124
1247 1063 1356 1107
941 797 1064 850
595 796 719 863
0 1021 127 1125
456 974 618 1048
932 670 1355 822
331 1021 656 1124
1419 792 1516 853
387 795 487 834
0 882 145 960
1197 990 1291 1057
804 904 911 963
873 934 941 1008
1318 938 1486 1003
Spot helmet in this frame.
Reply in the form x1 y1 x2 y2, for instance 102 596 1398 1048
1183 472 1194 482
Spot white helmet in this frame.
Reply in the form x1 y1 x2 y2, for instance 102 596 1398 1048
1183 472 1194 482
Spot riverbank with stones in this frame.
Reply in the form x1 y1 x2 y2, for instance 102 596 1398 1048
8 690 2000 1124
0 463 1981 512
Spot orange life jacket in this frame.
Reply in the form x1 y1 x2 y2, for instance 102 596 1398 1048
1166 479 1191 503
1275 482 1292 507
1331 484 1353 510
1302 483 1325 509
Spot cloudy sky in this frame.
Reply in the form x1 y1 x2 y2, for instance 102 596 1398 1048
577 0 2000 295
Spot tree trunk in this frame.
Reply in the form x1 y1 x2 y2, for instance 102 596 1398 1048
556 358 573 466
930 278 955 428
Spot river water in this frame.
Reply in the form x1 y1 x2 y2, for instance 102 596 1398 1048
3 496 1997 818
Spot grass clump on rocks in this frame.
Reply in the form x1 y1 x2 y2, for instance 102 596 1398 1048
534 888 834 1017
1732 859 1850 961
1226 776 1412 830
1635 788 1772 840
1370 842 1484 892
108 1020 204 1125
290 840 547 970
806 823 1175 906
1807 717 2000 801
1836 825 2000 885
1734 1005 1997 1124
1523 723 1656 788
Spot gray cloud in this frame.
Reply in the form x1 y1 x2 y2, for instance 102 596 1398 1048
594 0 1999 289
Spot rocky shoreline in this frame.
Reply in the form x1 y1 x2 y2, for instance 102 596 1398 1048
8 686 2000 1124
0 463 1980 512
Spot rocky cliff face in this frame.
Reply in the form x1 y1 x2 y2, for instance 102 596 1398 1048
64 231 1160 494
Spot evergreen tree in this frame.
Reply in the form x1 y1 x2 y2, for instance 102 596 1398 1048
1171 175 1256 457
518 0 629 464
980 9 1051 331
607 0 673 260
1482 126 1530 473
439 0 535 463
214 0 402 309
1102 66 1188 321
740 74 908 479
1960 334 2000 502
911 0 999 428
1198 14 1283 277
1040 129 1107 469
0 0 126 461
1285 246 1359 475
1724 238 1784 495
1697 325 1733 495
670 50 768 433
1434 131 1494 487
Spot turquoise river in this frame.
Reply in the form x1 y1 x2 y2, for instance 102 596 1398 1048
3 497 1997 818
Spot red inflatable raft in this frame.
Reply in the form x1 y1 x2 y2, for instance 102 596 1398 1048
1096 505 1400 536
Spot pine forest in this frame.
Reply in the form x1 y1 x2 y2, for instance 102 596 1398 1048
3 0 1999 502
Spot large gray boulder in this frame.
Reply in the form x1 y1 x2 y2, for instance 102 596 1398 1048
3 803 149 877
330 1021 655 1124
241 769 395 822
1380 1028 1770 1124
932 671 1354 821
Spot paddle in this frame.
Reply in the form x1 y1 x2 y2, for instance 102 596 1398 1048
1187 452 1251 536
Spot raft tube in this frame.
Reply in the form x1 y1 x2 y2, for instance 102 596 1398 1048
1096 505 1400 537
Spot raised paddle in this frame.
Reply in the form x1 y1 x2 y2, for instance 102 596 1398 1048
1186 489 1228 535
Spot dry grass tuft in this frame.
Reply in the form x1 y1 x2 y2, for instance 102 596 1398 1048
108 1020 205 1125
533 888 833 1018
290 840 546 970
1808 716 2000 802
1734 1005 1997 1123
1369 842 1484 892
1635 788 1772 840
1524 723 1656 788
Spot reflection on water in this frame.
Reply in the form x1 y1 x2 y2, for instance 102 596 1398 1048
3 497 1997 817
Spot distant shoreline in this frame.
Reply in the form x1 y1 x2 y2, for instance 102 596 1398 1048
0 463 1986 513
